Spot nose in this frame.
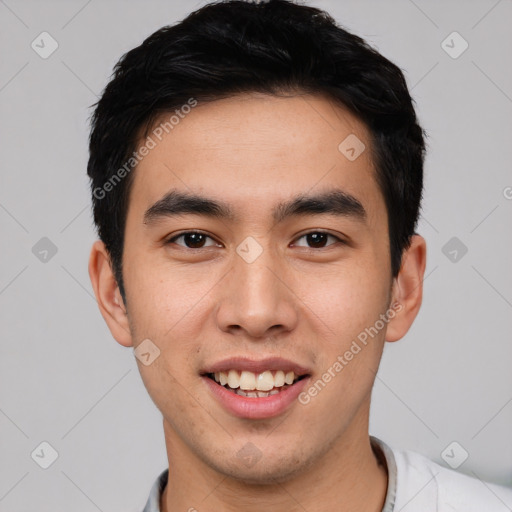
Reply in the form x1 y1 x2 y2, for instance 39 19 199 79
215 241 299 340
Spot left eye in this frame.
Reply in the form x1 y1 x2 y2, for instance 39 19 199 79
293 232 342 249
167 232 220 249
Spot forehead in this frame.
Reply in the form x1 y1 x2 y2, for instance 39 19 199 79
128 93 385 226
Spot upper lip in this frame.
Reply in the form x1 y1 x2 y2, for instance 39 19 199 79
201 356 311 376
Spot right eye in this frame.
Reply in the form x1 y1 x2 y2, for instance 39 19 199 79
165 231 222 249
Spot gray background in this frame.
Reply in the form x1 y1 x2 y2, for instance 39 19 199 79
1 0 511 510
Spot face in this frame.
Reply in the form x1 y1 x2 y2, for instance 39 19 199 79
91 93 423 484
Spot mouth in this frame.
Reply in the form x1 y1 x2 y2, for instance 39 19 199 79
201 359 311 419
205 370 308 398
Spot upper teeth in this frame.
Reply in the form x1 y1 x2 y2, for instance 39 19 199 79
214 370 298 391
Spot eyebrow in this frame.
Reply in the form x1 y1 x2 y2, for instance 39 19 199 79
143 188 367 226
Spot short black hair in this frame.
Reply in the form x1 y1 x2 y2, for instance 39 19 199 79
87 0 425 304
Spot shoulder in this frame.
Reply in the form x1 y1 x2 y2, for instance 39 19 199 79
392 446 512 511
142 469 168 512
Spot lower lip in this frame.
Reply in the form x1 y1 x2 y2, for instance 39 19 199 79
202 375 310 420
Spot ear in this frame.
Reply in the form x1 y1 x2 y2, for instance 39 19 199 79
385 234 427 342
88 240 133 347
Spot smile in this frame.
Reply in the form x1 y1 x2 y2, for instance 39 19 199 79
207 370 304 398
202 359 311 419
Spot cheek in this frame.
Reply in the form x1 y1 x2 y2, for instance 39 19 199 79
126 255 211 336
125 262 213 395
297 259 389 338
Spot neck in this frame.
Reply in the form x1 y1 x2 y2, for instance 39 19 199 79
161 409 388 512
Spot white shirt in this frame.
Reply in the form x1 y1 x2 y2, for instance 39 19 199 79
142 436 512 511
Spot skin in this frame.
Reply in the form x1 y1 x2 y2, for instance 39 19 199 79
89 93 426 512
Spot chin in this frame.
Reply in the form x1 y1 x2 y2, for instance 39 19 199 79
206 447 317 486
223 463 303 486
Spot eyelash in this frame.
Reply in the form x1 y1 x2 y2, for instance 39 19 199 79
165 230 345 249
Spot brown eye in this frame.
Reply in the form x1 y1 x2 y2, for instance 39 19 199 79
167 231 220 249
293 232 342 249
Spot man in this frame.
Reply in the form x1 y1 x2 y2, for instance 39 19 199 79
87 1 512 510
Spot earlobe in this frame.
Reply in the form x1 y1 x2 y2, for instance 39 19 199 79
88 240 133 347
385 234 427 343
